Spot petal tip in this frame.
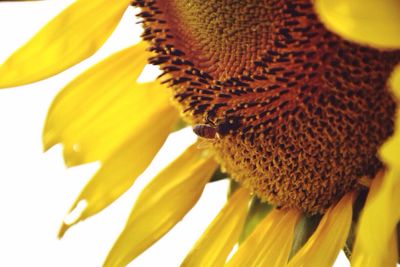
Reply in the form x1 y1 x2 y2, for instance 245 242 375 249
58 200 88 238
42 130 58 152
57 223 69 239
62 145 82 167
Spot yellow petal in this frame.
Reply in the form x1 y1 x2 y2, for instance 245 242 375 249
103 144 218 267
381 232 399 267
385 232 399 267
226 209 300 267
182 187 251 267
58 103 179 238
351 171 400 267
314 0 400 49
0 0 131 88
287 193 353 267
380 117 400 175
61 81 171 166
44 42 148 148
389 65 400 101
43 43 157 166
384 67 400 169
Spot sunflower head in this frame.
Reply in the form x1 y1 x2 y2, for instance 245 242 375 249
135 0 400 213
1 0 400 266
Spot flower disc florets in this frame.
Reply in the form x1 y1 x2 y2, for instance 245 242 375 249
133 0 400 213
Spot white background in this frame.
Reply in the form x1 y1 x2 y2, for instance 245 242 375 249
0 1 349 266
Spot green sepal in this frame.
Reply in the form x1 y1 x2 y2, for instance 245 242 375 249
343 189 368 260
238 196 273 243
288 213 321 259
228 179 241 196
208 167 228 183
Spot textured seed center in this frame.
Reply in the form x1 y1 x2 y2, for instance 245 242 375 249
160 0 275 79
134 0 400 214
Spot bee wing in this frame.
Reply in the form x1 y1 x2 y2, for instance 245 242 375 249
196 138 214 149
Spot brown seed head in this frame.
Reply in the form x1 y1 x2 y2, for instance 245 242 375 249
133 0 400 213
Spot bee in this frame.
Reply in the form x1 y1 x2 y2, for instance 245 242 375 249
193 116 219 139
193 123 218 139
193 116 242 139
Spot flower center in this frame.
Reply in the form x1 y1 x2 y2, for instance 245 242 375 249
148 0 278 79
134 0 400 214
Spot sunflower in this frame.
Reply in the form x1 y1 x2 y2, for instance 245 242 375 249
1 0 400 266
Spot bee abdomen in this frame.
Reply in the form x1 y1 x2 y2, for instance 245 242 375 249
193 124 217 139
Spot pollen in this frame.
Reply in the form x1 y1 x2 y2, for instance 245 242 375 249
133 0 400 213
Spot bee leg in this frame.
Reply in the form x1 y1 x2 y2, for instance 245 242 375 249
205 114 216 127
